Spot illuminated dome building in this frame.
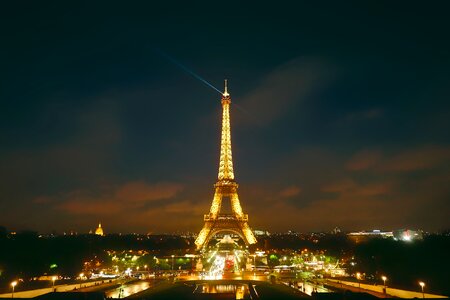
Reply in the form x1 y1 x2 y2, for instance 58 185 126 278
95 222 104 236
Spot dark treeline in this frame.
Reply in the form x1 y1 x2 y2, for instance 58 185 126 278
257 234 354 257
352 235 450 296
259 233 450 295
0 228 192 284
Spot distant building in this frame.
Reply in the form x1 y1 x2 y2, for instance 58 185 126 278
95 222 104 236
332 227 341 234
393 229 423 241
254 230 270 236
347 229 393 243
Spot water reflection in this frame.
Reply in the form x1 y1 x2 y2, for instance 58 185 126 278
194 283 249 299
105 280 150 298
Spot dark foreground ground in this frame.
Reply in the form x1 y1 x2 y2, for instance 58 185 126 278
27 280 449 300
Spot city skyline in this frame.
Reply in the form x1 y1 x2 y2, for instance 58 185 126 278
1 2 449 234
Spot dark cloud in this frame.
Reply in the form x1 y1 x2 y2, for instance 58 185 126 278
0 2 449 233
346 150 382 171
0 99 122 226
377 146 450 172
25 181 188 233
279 186 302 198
342 108 384 123
236 57 335 126
238 144 450 232
54 181 184 215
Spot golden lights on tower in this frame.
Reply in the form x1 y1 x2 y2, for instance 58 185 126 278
195 80 257 250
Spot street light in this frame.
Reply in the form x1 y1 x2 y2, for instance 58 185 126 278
381 276 387 296
154 256 159 271
356 273 361 291
52 276 57 292
171 255 175 272
253 254 256 277
79 273 84 289
11 281 17 299
419 282 425 298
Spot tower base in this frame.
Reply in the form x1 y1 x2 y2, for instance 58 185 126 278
195 214 257 250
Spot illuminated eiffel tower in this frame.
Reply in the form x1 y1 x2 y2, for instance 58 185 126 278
195 80 257 250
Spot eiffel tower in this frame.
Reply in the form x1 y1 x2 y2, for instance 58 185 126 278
195 80 257 250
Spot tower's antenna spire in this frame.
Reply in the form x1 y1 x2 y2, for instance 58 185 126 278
223 79 229 97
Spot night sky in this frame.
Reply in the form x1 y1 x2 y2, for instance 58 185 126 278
1 1 449 234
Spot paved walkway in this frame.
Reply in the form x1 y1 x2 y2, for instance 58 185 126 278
0 279 120 298
325 279 447 299
324 280 386 298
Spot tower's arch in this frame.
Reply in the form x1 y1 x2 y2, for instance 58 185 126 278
201 228 247 249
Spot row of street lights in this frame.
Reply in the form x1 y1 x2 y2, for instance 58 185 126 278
355 274 427 298
10 276 57 298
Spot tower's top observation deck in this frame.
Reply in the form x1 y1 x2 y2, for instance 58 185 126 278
223 79 230 98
